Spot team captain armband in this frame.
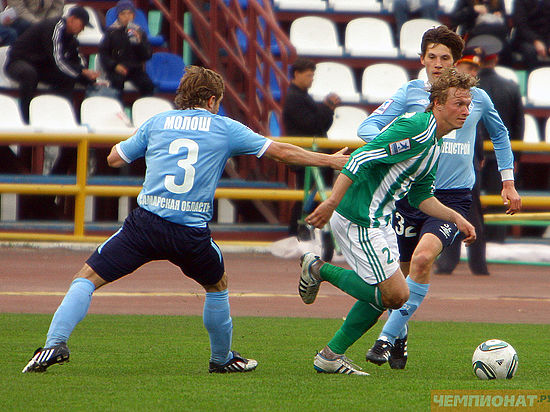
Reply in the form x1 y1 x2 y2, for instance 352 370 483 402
500 169 514 181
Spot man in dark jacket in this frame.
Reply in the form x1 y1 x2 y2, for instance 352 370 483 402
282 57 341 235
5 6 99 122
98 0 154 97
512 0 550 70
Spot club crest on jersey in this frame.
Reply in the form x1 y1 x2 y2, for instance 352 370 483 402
389 139 411 155
373 99 393 114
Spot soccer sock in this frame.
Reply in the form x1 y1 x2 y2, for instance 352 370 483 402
379 277 429 344
45 278 95 348
203 289 233 365
320 263 383 306
327 300 384 355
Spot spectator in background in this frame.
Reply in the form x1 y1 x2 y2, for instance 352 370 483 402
451 0 511 65
98 0 154 98
512 0 550 70
0 4 17 46
436 39 524 274
7 0 63 36
282 57 341 236
393 0 438 42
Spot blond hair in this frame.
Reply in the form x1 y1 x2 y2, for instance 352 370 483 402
426 67 478 111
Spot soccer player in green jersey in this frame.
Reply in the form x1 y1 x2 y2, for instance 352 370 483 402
298 68 478 375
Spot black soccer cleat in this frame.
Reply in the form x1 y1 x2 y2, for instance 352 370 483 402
389 335 408 370
366 339 392 366
208 351 258 373
22 343 70 373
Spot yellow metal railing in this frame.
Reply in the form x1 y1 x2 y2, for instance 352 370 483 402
1 133 550 243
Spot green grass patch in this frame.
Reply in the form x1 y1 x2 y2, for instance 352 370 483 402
1 314 548 411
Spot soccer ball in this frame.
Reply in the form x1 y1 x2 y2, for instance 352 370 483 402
472 339 518 380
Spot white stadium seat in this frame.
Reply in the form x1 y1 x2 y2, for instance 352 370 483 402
0 94 34 132
328 0 381 12
327 106 368 142
400 18 440 58
0 46 17 89
132 96 174 128
309 62 361 103
417 67 428 81
362 63 409 103
526 67 550 106
523 114 540 143
29 94 88 133
290 16 343 56
495 66 518 84
81 96 135 135
274 0 327 11
345 18 398 58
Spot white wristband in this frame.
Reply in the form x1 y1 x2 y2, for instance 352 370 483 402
500 169 514 181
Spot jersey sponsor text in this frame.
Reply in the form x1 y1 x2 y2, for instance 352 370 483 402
441 141 471 155
139 194 211 213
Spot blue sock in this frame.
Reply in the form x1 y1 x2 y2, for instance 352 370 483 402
379 277 429 345
45 278 95 348
203 290 233 365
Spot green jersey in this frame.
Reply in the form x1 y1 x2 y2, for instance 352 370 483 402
337 111 441 228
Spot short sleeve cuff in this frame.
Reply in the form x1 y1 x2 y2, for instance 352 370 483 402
115 143 132 163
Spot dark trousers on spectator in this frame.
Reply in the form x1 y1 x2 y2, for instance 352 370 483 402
5 59 75 123
107 67 154 97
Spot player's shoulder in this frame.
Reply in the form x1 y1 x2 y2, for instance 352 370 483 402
407 79 428 90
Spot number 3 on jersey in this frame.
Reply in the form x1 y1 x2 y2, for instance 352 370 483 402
164 138 199 194
394 211 417 238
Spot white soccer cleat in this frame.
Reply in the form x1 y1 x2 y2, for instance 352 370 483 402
299 252 322 304
313 352 369 375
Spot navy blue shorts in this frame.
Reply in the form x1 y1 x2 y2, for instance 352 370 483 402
393 189 472 262
86 207 224 285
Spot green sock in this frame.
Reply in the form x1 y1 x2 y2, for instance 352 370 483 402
320 263 383 307
328 300 384 355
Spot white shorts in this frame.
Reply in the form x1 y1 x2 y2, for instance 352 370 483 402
330 211 400 285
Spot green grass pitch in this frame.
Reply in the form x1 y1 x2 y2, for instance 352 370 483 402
1 313 548 411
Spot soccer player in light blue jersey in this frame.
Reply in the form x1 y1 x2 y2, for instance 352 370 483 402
22 66 349 374
361 26 522 369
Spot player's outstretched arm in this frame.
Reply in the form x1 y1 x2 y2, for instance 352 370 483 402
306 173 353 228
501 179 522 215
264 141 349 170
107 145 128 168
419 197 476 245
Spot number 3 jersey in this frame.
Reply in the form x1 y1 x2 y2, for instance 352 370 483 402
116 108 272 227
337 111 441 228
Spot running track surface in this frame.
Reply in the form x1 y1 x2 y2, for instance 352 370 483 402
1 247 549 324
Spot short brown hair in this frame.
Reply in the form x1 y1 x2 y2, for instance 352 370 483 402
174 66 224 110
426 67 478 111
421 25 464 63
290 57 316 78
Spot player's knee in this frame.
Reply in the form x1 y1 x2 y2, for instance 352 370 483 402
383 288 409 309
411 249 436 273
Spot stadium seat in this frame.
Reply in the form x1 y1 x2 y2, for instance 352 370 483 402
289 16 343 56
145 52 185 93
0 94 33 131
0 46 16 89
132 96 173 128
309 62 360 103
362 63 409 103
523 114 540 143
63 4 103 46
526 68 550 106
417 67 428 81
327 106 368 141
438 0 457 14
503 0 513 15
81 96 135 134
274 0 327 11
400 18 440 58
494 66 518 84
105 7 165 46
328 0 382 12
29 95 88 133
345 18 398 58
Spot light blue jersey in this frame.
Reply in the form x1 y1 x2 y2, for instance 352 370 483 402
117 109 271 227
358 79 514 190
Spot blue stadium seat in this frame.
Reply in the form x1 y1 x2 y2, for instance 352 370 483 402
145 52 185 92
105 7 165 46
